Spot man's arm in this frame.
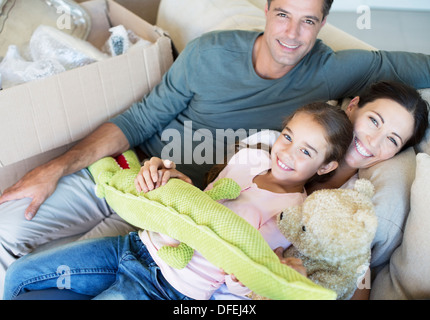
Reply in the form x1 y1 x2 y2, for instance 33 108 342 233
321 48 430 99
0 122 129 220
0 36 200 220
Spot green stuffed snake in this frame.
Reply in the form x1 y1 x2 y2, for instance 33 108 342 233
88 150 336 300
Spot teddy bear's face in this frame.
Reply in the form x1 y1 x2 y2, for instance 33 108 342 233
278 186 377 263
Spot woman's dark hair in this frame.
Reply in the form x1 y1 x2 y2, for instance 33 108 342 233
358 81 429 151
267 0 333 19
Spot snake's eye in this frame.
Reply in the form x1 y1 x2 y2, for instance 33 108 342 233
302 226 306 232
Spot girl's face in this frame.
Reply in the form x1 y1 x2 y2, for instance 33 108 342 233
270 112 337 189
345 97 415 169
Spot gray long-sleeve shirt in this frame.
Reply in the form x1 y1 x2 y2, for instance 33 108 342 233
111 30 430 187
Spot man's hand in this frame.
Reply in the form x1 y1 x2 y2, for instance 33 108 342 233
0 122 131 221
0 164 61 220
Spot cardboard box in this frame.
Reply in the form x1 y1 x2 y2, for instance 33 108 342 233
0 0 173 193
75 0 162 25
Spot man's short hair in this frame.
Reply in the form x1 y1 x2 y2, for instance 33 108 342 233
267 0 334 19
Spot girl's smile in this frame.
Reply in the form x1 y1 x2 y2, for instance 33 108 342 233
276 158 294 171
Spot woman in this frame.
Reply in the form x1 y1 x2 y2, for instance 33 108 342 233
307 81 428 194
304 81 428 299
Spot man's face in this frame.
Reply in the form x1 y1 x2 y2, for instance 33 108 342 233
262 0 326 75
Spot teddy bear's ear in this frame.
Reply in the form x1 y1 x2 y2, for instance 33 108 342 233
353 179 375 199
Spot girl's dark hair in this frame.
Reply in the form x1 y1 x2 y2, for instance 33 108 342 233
267 0 333 19
358 81 429 151
284 102 352 164
205 102 353 186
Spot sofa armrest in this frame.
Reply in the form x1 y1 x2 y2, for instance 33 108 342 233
318 23 377 51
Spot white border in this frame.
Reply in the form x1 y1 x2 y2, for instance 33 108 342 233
331 0 430 12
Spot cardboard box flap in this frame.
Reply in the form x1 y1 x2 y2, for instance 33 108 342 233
84 0 165 49
107 0 161 43
0 0 173 168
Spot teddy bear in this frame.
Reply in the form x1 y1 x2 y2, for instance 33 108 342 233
278 178 378 300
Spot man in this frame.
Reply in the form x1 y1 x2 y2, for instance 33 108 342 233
0 0 429 297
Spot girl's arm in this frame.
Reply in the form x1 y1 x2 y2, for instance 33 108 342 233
134 157 192 193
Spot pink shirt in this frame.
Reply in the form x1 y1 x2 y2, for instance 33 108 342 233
140 148 306 299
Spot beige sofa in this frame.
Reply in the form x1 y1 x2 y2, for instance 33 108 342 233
63 0 430 299
153 0 430 300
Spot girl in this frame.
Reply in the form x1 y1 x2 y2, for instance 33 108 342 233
3 102 353 300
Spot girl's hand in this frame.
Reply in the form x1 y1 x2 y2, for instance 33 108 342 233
221 269 245 287
134 157 192 193
274 247 307 277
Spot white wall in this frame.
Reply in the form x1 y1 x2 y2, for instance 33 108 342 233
331 0 430 12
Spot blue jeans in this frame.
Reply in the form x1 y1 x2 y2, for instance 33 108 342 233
3 232 193 300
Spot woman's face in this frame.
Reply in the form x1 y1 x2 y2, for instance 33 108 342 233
345 97 415 169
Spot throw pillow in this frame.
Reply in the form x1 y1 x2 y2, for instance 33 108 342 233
370 153 430 299
358 147 416 270
416 88 430 154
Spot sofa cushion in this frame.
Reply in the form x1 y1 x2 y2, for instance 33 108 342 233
358 147 416 270
416 88 430 154
156 0 265 52
370 152 430 299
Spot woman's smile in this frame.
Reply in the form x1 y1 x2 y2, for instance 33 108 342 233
354 137 373 158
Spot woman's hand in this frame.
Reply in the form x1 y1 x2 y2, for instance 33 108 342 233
274 247 307 277
134 157 192 193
